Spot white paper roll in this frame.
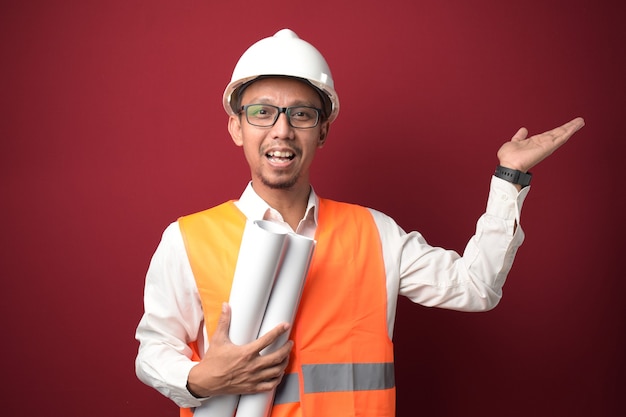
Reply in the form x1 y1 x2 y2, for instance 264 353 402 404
257 232 315 354
235 232 316 417
229 220 289 345
193 220 289 417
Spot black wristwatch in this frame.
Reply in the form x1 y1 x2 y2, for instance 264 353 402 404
494 165 532 188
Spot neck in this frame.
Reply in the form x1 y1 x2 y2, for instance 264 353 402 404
252 181 311 231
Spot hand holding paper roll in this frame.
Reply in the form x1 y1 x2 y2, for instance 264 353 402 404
186 303 293 398
189 220 315 417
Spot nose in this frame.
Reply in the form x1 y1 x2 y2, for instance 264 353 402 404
270 111 295 139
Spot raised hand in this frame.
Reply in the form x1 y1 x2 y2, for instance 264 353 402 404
186 303 293 398
497 117 585 173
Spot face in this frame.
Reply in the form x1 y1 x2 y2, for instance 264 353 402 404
228 77 329 192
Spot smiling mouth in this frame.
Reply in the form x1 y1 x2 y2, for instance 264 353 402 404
266 150 295 163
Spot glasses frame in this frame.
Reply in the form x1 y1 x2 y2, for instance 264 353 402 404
239 104 323 129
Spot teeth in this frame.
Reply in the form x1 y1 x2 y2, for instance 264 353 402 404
267 151 294 158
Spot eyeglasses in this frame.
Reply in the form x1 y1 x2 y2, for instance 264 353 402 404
239 104 322 129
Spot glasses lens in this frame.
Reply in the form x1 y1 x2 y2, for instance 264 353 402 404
245 104 278 127
288 107 319 128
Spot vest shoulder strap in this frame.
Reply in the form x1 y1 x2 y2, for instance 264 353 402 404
178 201 246 338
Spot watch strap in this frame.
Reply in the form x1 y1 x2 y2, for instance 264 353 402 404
494 165 532 187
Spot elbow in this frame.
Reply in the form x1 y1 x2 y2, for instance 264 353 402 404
479 290 503 312
135 353 150 385
463 285 503 312
481 296 502 312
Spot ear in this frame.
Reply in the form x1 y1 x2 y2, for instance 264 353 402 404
318 121 330 148
228 115 243 146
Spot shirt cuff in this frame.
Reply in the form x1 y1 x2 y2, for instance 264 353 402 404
486 176 530 222
169 361 208 408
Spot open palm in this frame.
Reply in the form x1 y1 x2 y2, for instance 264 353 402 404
497 117 585 172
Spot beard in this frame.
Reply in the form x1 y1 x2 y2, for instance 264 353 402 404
258 170 300 190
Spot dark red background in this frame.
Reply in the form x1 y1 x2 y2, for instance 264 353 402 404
1 1 624 416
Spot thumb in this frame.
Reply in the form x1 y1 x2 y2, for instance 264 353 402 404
512 127 528 142
211 302 232 344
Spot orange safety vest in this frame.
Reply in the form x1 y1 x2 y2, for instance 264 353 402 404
178 199 395 417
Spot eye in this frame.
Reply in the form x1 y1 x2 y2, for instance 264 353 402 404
290 107 316 121
248 105 276 119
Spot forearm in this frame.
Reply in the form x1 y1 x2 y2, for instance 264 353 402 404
396 177 529 311
135 330 202 407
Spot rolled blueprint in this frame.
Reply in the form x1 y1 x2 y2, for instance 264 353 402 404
235 232 316 417
193 220 289 417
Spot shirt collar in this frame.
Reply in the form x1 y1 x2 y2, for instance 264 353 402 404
234 182 319 226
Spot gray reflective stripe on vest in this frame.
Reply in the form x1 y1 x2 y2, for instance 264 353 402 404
274 373 300 404
274 363 395 405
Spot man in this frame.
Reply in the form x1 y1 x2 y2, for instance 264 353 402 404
135 29 584 416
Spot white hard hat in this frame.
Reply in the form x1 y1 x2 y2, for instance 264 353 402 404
223 29 340 123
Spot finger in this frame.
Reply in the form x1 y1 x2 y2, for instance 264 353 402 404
562 116 585 132
252 323 291 353
256 355 290 384
511 127 528 142
261 339 293 363
544 117 585 142
254 346 292 383
254 371 287 392
211 302 232 344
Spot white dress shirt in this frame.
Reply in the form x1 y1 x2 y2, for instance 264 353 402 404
135 177 529 407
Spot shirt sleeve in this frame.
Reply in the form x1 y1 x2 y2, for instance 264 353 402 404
372 177 530 334
134 222 207 408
